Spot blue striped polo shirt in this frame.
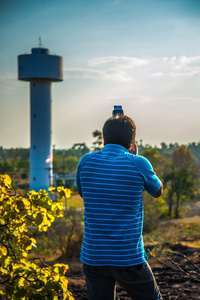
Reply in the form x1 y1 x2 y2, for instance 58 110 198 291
76 144 161 267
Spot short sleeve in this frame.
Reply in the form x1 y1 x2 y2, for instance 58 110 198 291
137 156 161 195
125 153 161 195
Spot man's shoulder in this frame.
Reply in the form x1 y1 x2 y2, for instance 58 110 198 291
81 152 93 160
125 153 154 174
135 155 152 166
125 153 150 166
78 151 100 167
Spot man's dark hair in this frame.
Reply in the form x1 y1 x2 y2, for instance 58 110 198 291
102 115 136 150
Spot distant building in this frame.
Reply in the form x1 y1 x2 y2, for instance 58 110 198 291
54 172 76 188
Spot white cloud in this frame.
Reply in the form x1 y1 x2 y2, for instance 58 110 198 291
0 72 25 94
64 67 104 80
0 73 17 80
64 55 200 83
171 55 200 77
64 67 133 81
179 55 200 65
88 56 149 68
152 55 200 78
64 56 149 82
150 72 164 77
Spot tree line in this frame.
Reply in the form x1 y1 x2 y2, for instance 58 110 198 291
1 138 200 174
0 131 200 219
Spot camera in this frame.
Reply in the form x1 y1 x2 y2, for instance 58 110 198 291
112 105 124 116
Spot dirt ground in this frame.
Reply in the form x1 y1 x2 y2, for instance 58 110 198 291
63 243 200 300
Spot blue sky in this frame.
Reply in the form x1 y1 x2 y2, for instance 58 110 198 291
1 0 200 149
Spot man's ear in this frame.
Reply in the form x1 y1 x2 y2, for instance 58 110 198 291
129 143 138 155
129 142 135 151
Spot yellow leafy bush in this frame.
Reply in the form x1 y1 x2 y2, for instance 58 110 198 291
0 174 74 300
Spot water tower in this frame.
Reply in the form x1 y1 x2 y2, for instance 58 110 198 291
18 46 63 191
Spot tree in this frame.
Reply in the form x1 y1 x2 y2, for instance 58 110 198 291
17 160 29 171
141 147 169 177
160 142 168 155
53 155 62 172
0 174 74 300
92 130 103 151
0 162 13 174
71 143 90 158
64 156 78 172
163 146 199 218
141 148 169 225
50 210 84 259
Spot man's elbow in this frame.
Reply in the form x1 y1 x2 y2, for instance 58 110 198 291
152 182 163 198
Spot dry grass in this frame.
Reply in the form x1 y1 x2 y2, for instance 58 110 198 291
144 218 200 249
60 193 84 210
67 193 84 209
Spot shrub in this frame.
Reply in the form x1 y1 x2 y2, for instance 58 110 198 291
0 174 74 300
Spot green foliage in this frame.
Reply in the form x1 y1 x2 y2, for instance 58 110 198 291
17 160 29 171
0 161 13 173
143 192 168 232
64 156 79 172
70 184 77 193
53 156 79 173
53 143 89 172
141 148 169 228
32 210 84 259
0 174 74 300
49 210 84 259
92 130 103 151
163 146 199 218
71 143 90 158
0 147 29 162
188 142 200 166
141 147 169 177
56 178 64 187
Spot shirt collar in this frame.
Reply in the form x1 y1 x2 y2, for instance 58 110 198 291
103 144 129 153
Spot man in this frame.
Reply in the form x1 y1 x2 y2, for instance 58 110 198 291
76 114 163 300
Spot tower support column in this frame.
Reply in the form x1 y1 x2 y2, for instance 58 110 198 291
30 81 52 191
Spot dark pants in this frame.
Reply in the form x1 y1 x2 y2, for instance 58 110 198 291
83 262 162 300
